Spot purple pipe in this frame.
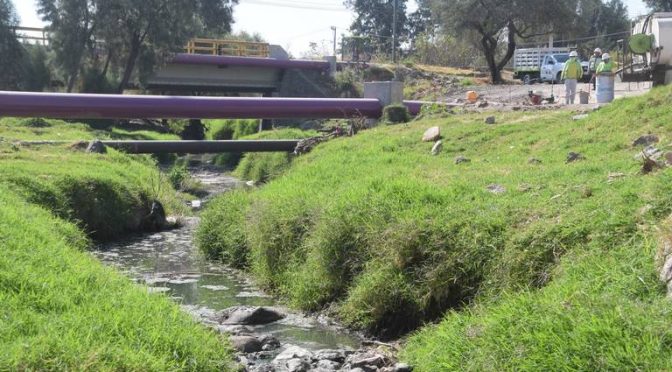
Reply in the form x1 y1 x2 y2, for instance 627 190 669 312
171 54 330 70
0 91 383 119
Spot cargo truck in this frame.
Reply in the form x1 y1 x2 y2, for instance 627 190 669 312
513 47 589 84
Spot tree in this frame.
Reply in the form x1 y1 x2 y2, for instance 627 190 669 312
644 0 672 11
346 0 408 58
38 0 97 92
39 0 237 93
0 0 24 90
430 0 579 83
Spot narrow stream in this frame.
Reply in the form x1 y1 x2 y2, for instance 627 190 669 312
92 168 379 371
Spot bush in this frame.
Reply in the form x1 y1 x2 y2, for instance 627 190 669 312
334 68 362 98
363 65 395 81
19 117 51 128
167 163 189 190
382 104 411 124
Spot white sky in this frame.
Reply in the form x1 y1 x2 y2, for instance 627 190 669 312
13 0 650 56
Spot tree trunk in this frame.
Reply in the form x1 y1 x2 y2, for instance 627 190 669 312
497 21 517 72
66 70 79 93
481 35 502 84
117 36 142 94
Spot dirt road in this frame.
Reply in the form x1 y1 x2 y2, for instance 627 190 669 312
444 80 653 107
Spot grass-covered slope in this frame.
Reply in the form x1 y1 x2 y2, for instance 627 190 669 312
0 119 232 370
198 85 672 366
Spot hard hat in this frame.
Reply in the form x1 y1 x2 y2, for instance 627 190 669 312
569 51 578 57
594 48 602 53
602 53 610 60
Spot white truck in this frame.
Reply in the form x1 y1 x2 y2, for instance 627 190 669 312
621 13 672 85
513 47 589 84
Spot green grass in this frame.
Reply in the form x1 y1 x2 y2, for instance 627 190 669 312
0 118 233 369
198 85 672 367
233 129 317 183
0 187 232 370
205 119 259 140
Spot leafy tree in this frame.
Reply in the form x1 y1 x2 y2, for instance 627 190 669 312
0 0 24 90
38 0 97 92
22 44 53 91
346 0 408 57
644 0 672 11
430 0 579 83
39 0 237 93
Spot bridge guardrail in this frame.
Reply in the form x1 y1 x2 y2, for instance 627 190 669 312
185 38 270 58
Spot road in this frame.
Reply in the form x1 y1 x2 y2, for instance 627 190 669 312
442 80 653 107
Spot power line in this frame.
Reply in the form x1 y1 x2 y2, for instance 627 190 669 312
519 31 631 47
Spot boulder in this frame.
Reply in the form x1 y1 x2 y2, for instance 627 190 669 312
259 334 281 351
455 155 471 164
484 116 496 125
314 349 350 363
86 139 107 154
315 359 342 370
566 152 585 163
273 345 313 372
230 335 262 353
633 134 659 147
431 140 443 156
422 126 441 142
345 352 390 371
222 306 284 325
393 363 412 372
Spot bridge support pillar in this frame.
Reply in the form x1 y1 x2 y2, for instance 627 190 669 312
363 81 404 126
324 56 337 77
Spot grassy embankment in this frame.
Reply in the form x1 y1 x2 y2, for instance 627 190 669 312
0 118 233 370
198 86 672 369
204 118 318 182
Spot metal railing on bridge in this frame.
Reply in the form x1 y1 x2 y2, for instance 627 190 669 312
184 38 270 58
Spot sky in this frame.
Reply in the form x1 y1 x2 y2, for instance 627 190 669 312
13 0 650 57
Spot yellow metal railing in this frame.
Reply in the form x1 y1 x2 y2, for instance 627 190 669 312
185 38 270 57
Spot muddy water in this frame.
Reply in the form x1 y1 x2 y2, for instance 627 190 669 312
93 169 360 359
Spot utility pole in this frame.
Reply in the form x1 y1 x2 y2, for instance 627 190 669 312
392 0 398 63
331 26 337 56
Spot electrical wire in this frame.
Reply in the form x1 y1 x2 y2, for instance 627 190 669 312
242 0 349 12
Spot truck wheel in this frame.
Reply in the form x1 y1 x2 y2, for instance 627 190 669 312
555 72 563 84
523 74 531 85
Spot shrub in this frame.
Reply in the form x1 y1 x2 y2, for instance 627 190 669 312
382 104 411 124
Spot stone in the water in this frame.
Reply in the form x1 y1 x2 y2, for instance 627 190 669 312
346 351 389 370
422 126 441 142
633 134 659 147
484 116 496 125
200 285 229 291
86 139 107 154
314 349 349 363
273 345 313 372
316 359 342 370
455 155 470 164
222 306 284 325
431 140 443 155
230 335 263 353
566 152 585 163
487 184 506 194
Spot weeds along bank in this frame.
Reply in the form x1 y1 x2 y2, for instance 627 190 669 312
0 119 233 370
198 86 672 367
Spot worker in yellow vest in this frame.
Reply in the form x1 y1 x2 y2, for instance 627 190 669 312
596 53 615 75
595 53 616 103
561 51 584 104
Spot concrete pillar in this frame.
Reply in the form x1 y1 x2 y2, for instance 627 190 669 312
363 81 404 106
363 81 404 126
324 56 337 77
